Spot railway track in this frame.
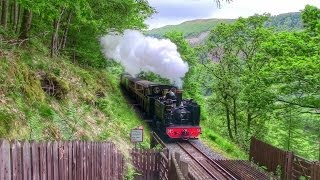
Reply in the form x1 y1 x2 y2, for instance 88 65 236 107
177 141 238 180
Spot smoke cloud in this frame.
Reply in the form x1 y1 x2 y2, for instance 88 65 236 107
100 30 188 87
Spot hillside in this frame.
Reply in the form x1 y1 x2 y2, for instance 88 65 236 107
147 18 234 38
0 45 151 154
147 12 303 39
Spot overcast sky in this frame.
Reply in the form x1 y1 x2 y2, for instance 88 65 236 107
146 0 320 29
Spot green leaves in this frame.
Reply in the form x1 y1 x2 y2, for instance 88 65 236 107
203 10 319 159
302 5 320 36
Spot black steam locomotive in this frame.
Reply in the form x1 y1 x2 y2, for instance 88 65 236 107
120 73 201 140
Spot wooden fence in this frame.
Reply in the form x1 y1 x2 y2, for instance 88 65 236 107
158 149 170 180
0 140 124 180
249 137 288 178
250 137 320 180
131 148 160 180
131 148 189 180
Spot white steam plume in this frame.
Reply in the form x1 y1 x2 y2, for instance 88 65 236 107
100 30 188 87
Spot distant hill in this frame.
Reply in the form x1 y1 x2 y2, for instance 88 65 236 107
147 18 235 38
147 12 303 42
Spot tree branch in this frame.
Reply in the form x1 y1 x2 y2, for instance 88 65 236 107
277 99 318 109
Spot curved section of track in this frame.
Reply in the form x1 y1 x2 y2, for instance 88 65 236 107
177 141 238 180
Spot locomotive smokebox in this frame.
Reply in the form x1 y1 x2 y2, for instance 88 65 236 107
173 107 190 124
176 90 183 105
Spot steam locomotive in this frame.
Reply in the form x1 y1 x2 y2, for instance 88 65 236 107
120 73 201 140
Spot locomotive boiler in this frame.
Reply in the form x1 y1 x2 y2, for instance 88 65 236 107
120 73 201 140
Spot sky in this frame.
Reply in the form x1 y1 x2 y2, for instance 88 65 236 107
146 0 320 29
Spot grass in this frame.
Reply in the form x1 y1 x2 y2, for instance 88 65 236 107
0 44 150 155
200 125 247 159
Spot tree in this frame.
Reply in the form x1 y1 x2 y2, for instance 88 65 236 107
18 8 32 39
258 6 320 159
205 15 274 145
2 0 154 62
302 5 320 36
1 0 9 29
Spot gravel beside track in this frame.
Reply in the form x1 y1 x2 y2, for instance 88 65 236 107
165 139 225 160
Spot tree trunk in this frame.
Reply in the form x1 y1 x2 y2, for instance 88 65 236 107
12 0 17 30
246 108 252 139
1 0 9 29
0 0 2 23
225 103 233 140
222 94 233 140
232 97 238 136
9 0 12 24
58 10 72 50
15 3 20 33
51 8 65 57
19 8 32 39
287 109 292 151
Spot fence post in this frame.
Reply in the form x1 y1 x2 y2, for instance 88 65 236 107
311 162 314 180
311 162 320 180
285 151 293 180
0 140 11 180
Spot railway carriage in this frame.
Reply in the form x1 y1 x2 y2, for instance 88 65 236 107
120 73 201 140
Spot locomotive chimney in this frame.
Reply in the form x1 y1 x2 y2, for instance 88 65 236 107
176 90 183 106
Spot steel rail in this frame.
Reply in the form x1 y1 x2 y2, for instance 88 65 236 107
188 141 238 180
177 142 221 180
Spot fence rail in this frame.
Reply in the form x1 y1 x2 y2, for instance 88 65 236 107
131 148 189 180
250 137 320 180
131 148 160 180
0 140 124 180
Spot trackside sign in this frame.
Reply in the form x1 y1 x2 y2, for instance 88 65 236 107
130 128 143 142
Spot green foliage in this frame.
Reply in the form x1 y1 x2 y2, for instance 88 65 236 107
204 15 274 147
62 0 154 68
191 6 320 160
201 128 247 159
302 5 320 35
124 165 139 180
0 45 150 154
3 0 155 68
0 110 15 137
27 112 44 140
38 104 54 119
137 71 170 85
265 12 303 31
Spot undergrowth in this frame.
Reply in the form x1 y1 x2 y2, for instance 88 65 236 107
0 43 150 155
